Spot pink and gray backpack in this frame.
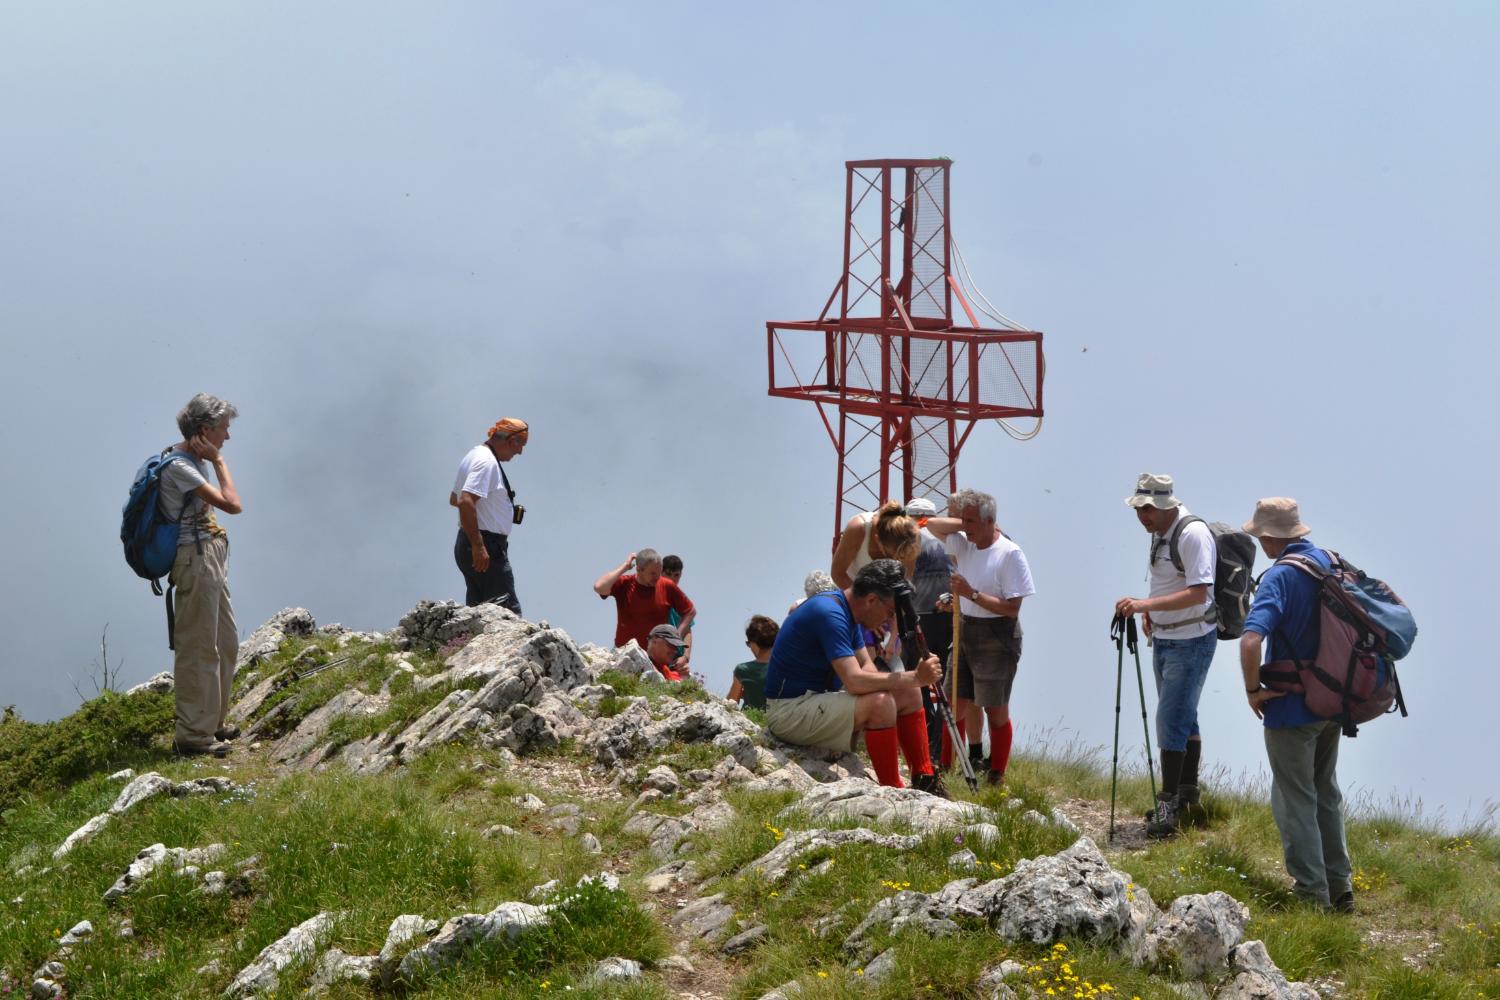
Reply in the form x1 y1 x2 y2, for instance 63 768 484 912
1259 551 1416 737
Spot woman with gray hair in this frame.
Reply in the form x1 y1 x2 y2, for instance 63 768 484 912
157 393 244 757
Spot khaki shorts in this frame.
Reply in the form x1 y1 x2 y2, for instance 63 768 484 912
957 616 1022 708
765 690 858 753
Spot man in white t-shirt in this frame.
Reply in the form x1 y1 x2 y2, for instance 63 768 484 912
449 417 528 612
1115 472 1218 838
925 489 1036 786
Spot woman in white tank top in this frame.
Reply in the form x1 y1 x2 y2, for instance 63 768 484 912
831 500 921 588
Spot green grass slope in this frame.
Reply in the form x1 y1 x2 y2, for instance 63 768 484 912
1 637 1495 999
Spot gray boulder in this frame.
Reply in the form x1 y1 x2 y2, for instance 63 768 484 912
1141 891 1249 978
1217 940 1321 1000
375 914 440 986
224 911 337 998
57 920 93 946
397 902 551 983
124 672 174 696
783 778 990 833
641 764 681 794
390 599 521 649
842 885 969 959
606 641 655 678
955 838 1146 946
308 949 377 994
670 893 736 941
105 843 228 903
237 608 317 669
747 827 924 883
588 957 643 982
109 772 176 814
620 810 696 859
863 947 898 984
722 924 769 955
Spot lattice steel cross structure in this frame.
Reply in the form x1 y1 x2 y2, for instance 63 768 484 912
767 158 1046 540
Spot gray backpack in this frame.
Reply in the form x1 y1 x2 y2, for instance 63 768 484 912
1163 516 1258 640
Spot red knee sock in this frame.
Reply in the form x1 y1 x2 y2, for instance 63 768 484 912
940 718 967 769
896 710 934 777
991 719 1013 777
865 726 904 787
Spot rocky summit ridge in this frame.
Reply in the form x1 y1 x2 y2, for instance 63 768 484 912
7 601 1347 998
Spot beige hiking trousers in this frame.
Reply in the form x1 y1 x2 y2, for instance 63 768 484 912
169 535 237 749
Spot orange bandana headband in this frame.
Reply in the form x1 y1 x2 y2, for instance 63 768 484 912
488 417 529 441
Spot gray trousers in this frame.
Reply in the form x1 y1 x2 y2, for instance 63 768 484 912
1264 720 1352 906
169 535 237 748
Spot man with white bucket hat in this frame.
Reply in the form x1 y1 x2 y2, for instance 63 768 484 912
1115 473 1218 838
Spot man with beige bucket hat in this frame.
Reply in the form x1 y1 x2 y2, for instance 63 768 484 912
1115 473 1218 838
1239 497 1357 913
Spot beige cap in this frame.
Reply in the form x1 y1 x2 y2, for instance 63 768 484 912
1243 497 1312 539
1125 473 1181 510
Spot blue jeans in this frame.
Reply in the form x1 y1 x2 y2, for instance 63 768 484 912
1152 630 1216 751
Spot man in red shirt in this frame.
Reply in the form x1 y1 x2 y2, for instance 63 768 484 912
593 549 696 662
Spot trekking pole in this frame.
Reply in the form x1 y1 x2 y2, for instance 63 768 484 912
1109 613 1127 842
1126 615 1159 807
898 588 977 792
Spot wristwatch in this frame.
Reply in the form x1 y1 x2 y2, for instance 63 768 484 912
970 589 981 602
1245 686 1262 695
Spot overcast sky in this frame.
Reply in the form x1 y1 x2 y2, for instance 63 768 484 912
3 2 1495 825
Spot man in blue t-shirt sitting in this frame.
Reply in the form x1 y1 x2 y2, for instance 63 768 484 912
765 560 945 795
1239 497 1357 914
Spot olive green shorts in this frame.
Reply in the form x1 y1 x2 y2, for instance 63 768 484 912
765 690 859 753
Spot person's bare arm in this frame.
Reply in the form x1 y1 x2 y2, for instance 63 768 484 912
593 553 635 598
924 516 962 539
457 492 489 571
449 491 459 508
830 519 863 589
832 651 940 694
187 437 241 514
949 572 1024 618
1115 584 1209 618
727 677 744 703
1239 631 1284 718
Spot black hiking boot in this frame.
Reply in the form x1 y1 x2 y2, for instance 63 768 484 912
913 771 951 799
1332 890 1356 915
1146 793 1181 839
1176 782 1205 825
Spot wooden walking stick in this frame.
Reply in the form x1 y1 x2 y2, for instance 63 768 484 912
950 595 962 722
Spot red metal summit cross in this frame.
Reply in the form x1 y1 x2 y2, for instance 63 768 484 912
766 158 1046 540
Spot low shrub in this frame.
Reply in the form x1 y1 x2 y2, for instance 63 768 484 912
0 690 174 813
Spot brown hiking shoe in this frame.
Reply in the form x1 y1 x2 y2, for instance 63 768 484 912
913 771 950 799
984 768 1005 788
173 740 231 759
215 725 242 741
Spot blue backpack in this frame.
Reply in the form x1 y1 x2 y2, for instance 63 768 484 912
121 449 200 644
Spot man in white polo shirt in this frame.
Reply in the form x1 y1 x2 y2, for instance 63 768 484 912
1115 472 1218 838
449 417 528 612
925 488 1036 786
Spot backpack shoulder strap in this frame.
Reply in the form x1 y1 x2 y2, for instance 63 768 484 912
1167 514 1204 573
1274 551 1329 582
